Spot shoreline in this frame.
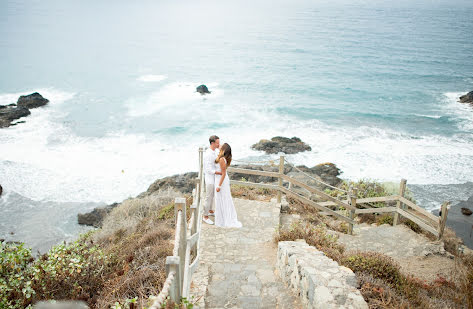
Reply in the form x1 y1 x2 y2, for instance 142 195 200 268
2 166 473 253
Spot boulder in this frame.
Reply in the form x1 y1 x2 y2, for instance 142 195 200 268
139 172 198 197
459 91 473 103
251 136 312 154
196 84 211 95
309 163 342 186
17 92 49 109
0 106 31 128
77 203 119 227
461 207 472 216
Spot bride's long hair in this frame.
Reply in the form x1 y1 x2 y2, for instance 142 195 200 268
215 143 232 167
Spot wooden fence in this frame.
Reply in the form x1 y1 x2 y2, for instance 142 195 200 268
228 153 450 239
150 148 205 308
150 149 450 307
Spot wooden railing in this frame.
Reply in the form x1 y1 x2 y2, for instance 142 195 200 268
150 148 205 308
151 149 450 307
228 153 450 238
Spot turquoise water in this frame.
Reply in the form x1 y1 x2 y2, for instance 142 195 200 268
1 0 473 251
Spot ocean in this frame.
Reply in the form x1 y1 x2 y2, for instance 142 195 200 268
1 0 473 252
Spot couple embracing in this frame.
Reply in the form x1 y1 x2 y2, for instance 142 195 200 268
202 135 242 228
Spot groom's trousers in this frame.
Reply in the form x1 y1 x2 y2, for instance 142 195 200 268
204 184 215 216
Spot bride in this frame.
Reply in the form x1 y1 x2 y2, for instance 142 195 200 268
214 143 242 228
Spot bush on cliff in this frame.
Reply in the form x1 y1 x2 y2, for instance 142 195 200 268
1 188 185 308
0 235 114 309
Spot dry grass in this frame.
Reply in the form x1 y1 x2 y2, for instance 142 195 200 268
95 188 181 241
85 188 186 308
230 184 277 201
276 218 473 309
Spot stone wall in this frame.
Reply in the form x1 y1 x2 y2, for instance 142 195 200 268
277 241 368 309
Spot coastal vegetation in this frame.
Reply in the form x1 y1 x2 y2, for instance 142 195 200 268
2 171 470 308
1 189 185 308
277 179 473 308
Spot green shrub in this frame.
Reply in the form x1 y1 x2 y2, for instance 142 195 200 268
0 242 35 309
376 214 394 226
0 238 115 309
325 179 416 208
342 252 402 286
158 202 175 220
277 222 345 262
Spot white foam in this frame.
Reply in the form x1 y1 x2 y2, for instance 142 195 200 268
126 81 224 118
137 74 167 82
442 92 473 131
2 87 473 205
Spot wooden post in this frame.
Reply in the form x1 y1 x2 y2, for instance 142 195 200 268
193 147 203 236
277 153 284 203
165 256 181 302
347 188 357 235
438 202 450 239
196 147 204 215
175 197 187 294
393 179 407 226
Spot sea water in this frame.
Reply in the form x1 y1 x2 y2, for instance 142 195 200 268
1 0 472 252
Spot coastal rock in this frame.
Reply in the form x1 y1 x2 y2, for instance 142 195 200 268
196 84 211 95
0 106 31 128
77 203 119 227
461 208 472 216
17 92 49 109
309 163 342 186
229 162 342 188
139 172 198 197
459 91 473 103
251 136 312 154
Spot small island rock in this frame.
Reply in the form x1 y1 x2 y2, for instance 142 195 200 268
196 84 211 95
459 91 473 103
77 203 119 227
251 136 312 154
461 207 472 216
17 92 49 109
0 106 31 128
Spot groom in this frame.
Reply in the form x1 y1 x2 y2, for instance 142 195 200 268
203 135 221 225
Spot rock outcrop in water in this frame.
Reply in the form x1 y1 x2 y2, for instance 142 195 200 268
251 136 312 154
196 84 211 95
0 106 31 128
77 203 119 227
17 92 49 108
229 162 342 188
0 92 49 128
459 91 473 103
138 172 198 197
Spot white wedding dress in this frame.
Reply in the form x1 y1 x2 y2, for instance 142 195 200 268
214 158 242 228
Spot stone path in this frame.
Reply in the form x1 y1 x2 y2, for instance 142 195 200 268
334 223 456 282
190 198 301 309
334 224 449 259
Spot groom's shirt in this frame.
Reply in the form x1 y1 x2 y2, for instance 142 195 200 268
204 147 218 185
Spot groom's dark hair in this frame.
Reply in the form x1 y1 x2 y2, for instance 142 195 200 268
209 135 219 144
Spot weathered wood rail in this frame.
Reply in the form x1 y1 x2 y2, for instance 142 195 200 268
228 153 450 239
151 149 450 307
150 148 205 308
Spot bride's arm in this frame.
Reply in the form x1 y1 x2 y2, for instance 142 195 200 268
216 157 226 192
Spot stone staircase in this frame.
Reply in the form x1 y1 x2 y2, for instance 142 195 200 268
190 197 368 309
190 198 301 308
